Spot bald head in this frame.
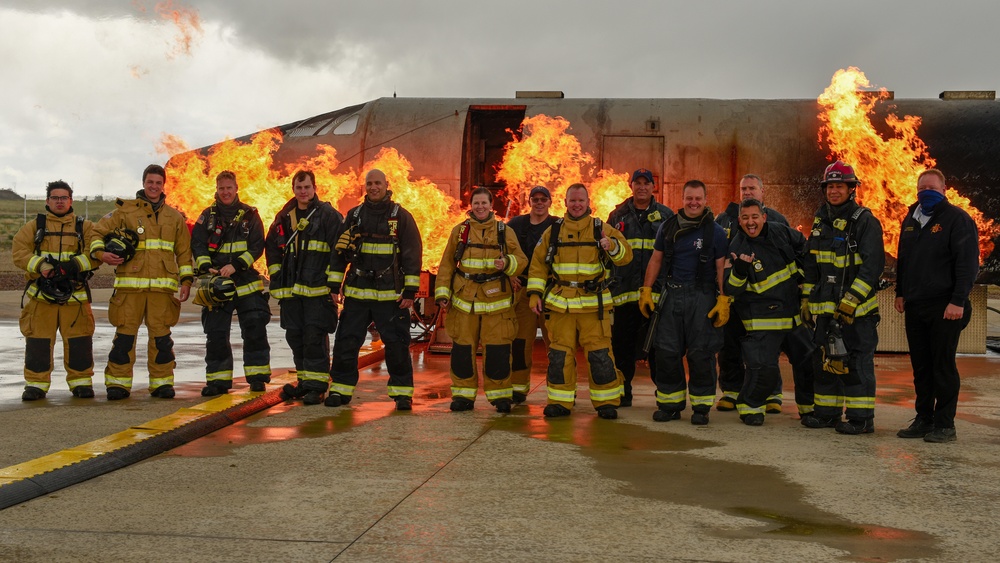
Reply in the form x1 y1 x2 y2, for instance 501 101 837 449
365 169 389 202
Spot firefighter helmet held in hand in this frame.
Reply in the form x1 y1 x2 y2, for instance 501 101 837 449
35 276 76 304
103 229 140 263
193 275 237 309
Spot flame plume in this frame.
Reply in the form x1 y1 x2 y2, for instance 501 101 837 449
154 0 203 58
163 131 463 273
818 67 998 262
164 114 638 275
496 115 630 220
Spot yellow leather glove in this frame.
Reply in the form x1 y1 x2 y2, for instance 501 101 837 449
707 295 732 328
800 298 812 325
835 293 861 325
638 286 655 318
529 294 541 312
335 230 354 253
821 348 850 375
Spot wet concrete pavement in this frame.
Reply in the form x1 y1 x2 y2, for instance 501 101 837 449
1 289 999 561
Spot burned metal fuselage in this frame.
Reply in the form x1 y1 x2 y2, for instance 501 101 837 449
219 95 1000 282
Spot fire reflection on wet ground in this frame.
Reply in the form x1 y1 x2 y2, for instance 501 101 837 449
156 342 976 561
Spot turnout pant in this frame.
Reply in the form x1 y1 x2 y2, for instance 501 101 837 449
738 325 817 417
812 315 878 421
203 291 272 389
651 284 723 414
279 295 336 391
330 297 414 399
19 299 95 392
904 298 972 429
511 288 547 396
543 309 623 410
445 307 515 405
105 291 181 392
611 301 656 402
718 312 784 405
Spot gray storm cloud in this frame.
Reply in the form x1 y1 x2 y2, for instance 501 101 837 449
3 0 998 98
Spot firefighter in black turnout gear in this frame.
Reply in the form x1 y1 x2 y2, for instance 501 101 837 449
12 181 99 400
192 171 271 395
801 161 885 435
265 170 344 405
725 199 816 425
641 180 730 425
328 169 423 411
607 168 673 406
715 174 791 412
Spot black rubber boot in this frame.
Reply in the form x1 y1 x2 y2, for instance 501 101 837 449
21 387 46 401
151 385 175 399
543 404 571 418
450 397 475 412
596 405 618 420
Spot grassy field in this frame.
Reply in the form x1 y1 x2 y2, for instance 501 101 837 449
0 198 119 271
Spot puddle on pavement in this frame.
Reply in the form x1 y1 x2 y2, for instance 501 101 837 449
166 400 407 457
492 414 939 562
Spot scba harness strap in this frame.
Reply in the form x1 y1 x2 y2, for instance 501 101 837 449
451 218 510 289
658 213 717 288
26 213 92 308
543 217 614 319
34 213 86 255
204 204 255 254
347 203 404 291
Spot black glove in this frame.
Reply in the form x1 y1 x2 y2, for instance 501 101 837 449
196 263 212 275
59 259 80 277
731 257 751 278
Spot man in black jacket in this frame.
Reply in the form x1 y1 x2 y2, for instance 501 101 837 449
328 169 423 411
801 161 885 435
715 174 789 413
725 199 816 425
265 170 344 405
894 169 979 443
607 168 673 406
192 171 271 395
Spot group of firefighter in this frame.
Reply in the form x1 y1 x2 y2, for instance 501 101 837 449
14 164 423 411
432 163 884 429
15 159 979 440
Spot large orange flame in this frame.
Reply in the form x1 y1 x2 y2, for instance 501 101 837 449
163 113 635 276
496 115 630 220
818 67 998 262
161 131 464 273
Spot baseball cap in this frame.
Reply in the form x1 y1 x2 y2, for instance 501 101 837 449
631 168 654 184
529 186 551 199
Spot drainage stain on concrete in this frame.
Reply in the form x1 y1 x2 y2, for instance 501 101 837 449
492 415 939 562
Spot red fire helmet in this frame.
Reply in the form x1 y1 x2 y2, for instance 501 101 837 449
820 160 861 187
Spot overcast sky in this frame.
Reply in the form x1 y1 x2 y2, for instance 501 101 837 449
2 0 998 198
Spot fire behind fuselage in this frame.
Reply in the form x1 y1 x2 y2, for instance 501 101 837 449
189 94 1000 283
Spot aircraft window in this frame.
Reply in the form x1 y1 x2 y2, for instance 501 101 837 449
332 114 360 135
285 103 366 137
288 117 335 137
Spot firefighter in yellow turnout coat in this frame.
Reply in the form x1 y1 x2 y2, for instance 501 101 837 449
435 188 527 413
13 181 99 400
91 164 195 400
527 184 632 419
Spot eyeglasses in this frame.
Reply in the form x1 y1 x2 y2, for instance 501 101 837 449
48 196 71 202
530 197 549 203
